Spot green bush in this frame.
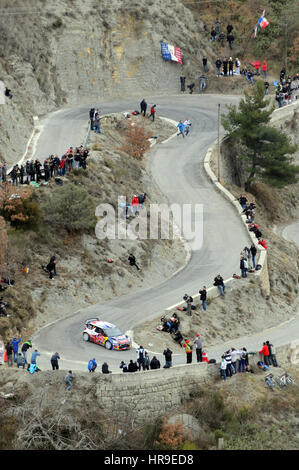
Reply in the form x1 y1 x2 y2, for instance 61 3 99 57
41 183 96 234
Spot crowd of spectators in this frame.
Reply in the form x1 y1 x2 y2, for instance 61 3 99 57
7 146 89 186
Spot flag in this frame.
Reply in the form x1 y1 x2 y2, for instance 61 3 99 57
253 10 270 38
161 42 183 65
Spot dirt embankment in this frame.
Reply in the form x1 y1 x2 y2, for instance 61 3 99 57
1 114 187 339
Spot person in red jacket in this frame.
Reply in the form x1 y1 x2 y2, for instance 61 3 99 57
131 194 139 215
259 342 270 366
150 104 156 121
255 60 260 74
262 60 267 79
258 238 268 250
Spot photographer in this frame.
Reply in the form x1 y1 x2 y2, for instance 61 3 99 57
183 294 193 316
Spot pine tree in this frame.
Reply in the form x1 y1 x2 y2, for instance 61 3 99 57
222 81 298 190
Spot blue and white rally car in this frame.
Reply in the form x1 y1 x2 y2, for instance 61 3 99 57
83 318 132 351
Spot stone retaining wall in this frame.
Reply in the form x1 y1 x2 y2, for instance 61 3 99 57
92 341 298 422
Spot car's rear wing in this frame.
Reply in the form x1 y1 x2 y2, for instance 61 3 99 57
85 317 100 325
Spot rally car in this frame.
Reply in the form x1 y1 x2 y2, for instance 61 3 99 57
83 318 132 351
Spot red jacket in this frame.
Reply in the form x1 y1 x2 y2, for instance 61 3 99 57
259 345 269 356
258 239 268 250
59 158 65 168
262 61 267 71
255 60 260 69
131 196 139 207
150 106 156 114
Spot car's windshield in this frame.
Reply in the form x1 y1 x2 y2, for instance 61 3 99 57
104 327 123 337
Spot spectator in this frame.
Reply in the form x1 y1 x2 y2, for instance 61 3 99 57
259 342 270 366
21 340 32 363
89 108 95 130
215 18 221 35
239 194 248 209
150 356 161 370
255 60 260 74
187 83 195 94
94 109 101 134
218 32 225 47
228 57 234 76
199 286 207 311
150 104 156 122
12 337 22 363
102 362 111 374
266 341 278 367
216 58 222 77
16 353 26 369
183 119 192 136
230 348 237 374
128 253 140 271
45 258 56 280
138 192 146 209
235 58 241 75
250 244 257 269
223 58 228 77
224 350 233 377
136 345 146 371
180 74 186 92
262 60 267 78
170 313 180 332
194 334 202 363
211 29 217 42
5 341 13 367
247 70 254 85
140 99 147 117
177 120 185 138
264 81 269 95
88 358 97 372
214 275 225 296
143 352 150 371
202 56 208 73
30 349 40 366
163 348 172 368
49 255 57 276
65 370 74 391
258 238 268 250
227 23 234 34
220 356 227 381
173 330 183 347
183 339 193 364
5 87 13 100
128 359 138 372
51 352 60 370
240 257 248 278
227 32 234 50
238 348 246 372
131 194 139 215
1 162 7 183
120 361 128 372
183 294 193 316
199 75 208 92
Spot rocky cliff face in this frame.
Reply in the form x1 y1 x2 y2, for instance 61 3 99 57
0 0 210 165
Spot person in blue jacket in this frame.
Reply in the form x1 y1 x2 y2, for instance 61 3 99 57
12 337 22 363
177 120 185 138
88 358 97 372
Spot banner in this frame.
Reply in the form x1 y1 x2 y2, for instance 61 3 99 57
161 41 183 65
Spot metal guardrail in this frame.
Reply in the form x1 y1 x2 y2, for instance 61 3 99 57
82 120 91 149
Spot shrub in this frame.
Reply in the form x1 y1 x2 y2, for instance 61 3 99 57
41 183 96 233
120 123 152 159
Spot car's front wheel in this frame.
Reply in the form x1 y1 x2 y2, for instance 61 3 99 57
83 333 89 342
105 340 112 350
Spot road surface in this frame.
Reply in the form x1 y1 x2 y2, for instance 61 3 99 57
31 94 299 372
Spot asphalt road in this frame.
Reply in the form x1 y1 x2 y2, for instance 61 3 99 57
31 94 299 372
